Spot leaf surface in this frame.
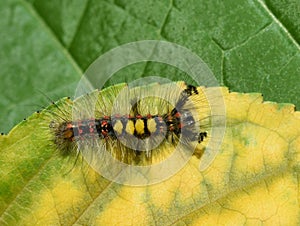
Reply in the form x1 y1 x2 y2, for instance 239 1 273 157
1 86 300 225
0 0 299 133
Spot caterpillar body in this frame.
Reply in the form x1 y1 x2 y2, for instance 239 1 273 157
48 81 212 166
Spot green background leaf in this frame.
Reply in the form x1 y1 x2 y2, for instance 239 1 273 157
0 0 299 134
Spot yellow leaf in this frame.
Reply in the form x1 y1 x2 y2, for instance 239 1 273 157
0 85 299 225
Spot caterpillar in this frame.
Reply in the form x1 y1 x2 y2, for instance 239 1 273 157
47 81 212 168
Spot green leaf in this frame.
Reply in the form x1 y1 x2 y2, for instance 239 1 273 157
264 0 300 44
1 0 299 133
0 0 82 133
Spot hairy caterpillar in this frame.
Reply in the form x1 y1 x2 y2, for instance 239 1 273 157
47 81 212 168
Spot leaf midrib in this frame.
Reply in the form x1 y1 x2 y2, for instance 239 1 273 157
20 0 83 75
257 0 300 50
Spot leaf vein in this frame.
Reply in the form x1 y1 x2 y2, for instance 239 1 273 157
256 0 300 51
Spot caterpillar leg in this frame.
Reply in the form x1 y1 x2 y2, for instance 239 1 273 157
198 131 207 143
184 84 199 95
